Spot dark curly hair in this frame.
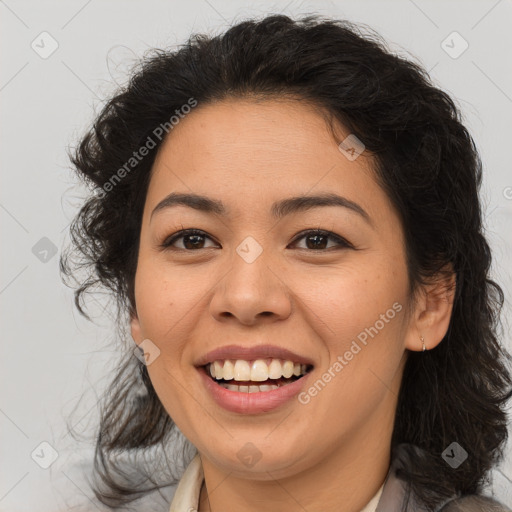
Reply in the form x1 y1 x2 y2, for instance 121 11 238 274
60 13 512 511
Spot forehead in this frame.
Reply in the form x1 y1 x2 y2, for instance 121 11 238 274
145 98 388 224
158 98 341 164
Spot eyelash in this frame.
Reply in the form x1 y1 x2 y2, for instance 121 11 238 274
159 228 353 252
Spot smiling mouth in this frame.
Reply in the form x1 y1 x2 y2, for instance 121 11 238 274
202 359 314 393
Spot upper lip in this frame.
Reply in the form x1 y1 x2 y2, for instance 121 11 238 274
194 344 315 367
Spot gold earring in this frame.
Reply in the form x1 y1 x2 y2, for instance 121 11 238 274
420 335 427 352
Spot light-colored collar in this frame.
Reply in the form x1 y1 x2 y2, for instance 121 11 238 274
169 453 204 512
169 453 384 512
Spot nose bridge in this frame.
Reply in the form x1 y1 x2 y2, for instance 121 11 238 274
209 234 292 324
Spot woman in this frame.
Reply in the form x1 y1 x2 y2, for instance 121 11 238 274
61 14 512 512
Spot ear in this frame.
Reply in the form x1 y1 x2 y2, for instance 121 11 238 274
130 311 143 344
404 264 457 352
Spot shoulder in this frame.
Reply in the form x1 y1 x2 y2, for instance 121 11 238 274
439 494 511 512
384 444 511 512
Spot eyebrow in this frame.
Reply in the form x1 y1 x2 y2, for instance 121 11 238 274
150 192 373 227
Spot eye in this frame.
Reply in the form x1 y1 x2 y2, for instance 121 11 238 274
160 228 353 252
288 229 353 251
160 229 219 250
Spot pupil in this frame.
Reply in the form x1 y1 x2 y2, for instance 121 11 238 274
307 234 327 250
184 234 203 249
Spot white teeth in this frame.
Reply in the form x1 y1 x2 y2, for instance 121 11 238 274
213 361 223 379
207 358 310 381
222 360 234 380
250 360 269 381
219 383 280 392
233 360 251 380
268 359 283 379
282 360 294 378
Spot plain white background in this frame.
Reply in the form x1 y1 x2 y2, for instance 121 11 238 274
1 0 511 510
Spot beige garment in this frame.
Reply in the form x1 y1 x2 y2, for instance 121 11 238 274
169 453 384 512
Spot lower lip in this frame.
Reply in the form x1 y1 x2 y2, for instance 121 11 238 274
197 366 312 414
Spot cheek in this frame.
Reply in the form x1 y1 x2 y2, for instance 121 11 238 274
134 257 201 340
299 273 407 429
301 261 408 389
133 262 196 417
300 267 398 340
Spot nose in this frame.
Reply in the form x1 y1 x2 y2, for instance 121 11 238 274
209 247 292 326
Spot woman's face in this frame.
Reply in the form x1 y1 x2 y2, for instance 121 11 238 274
131 97 420 479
